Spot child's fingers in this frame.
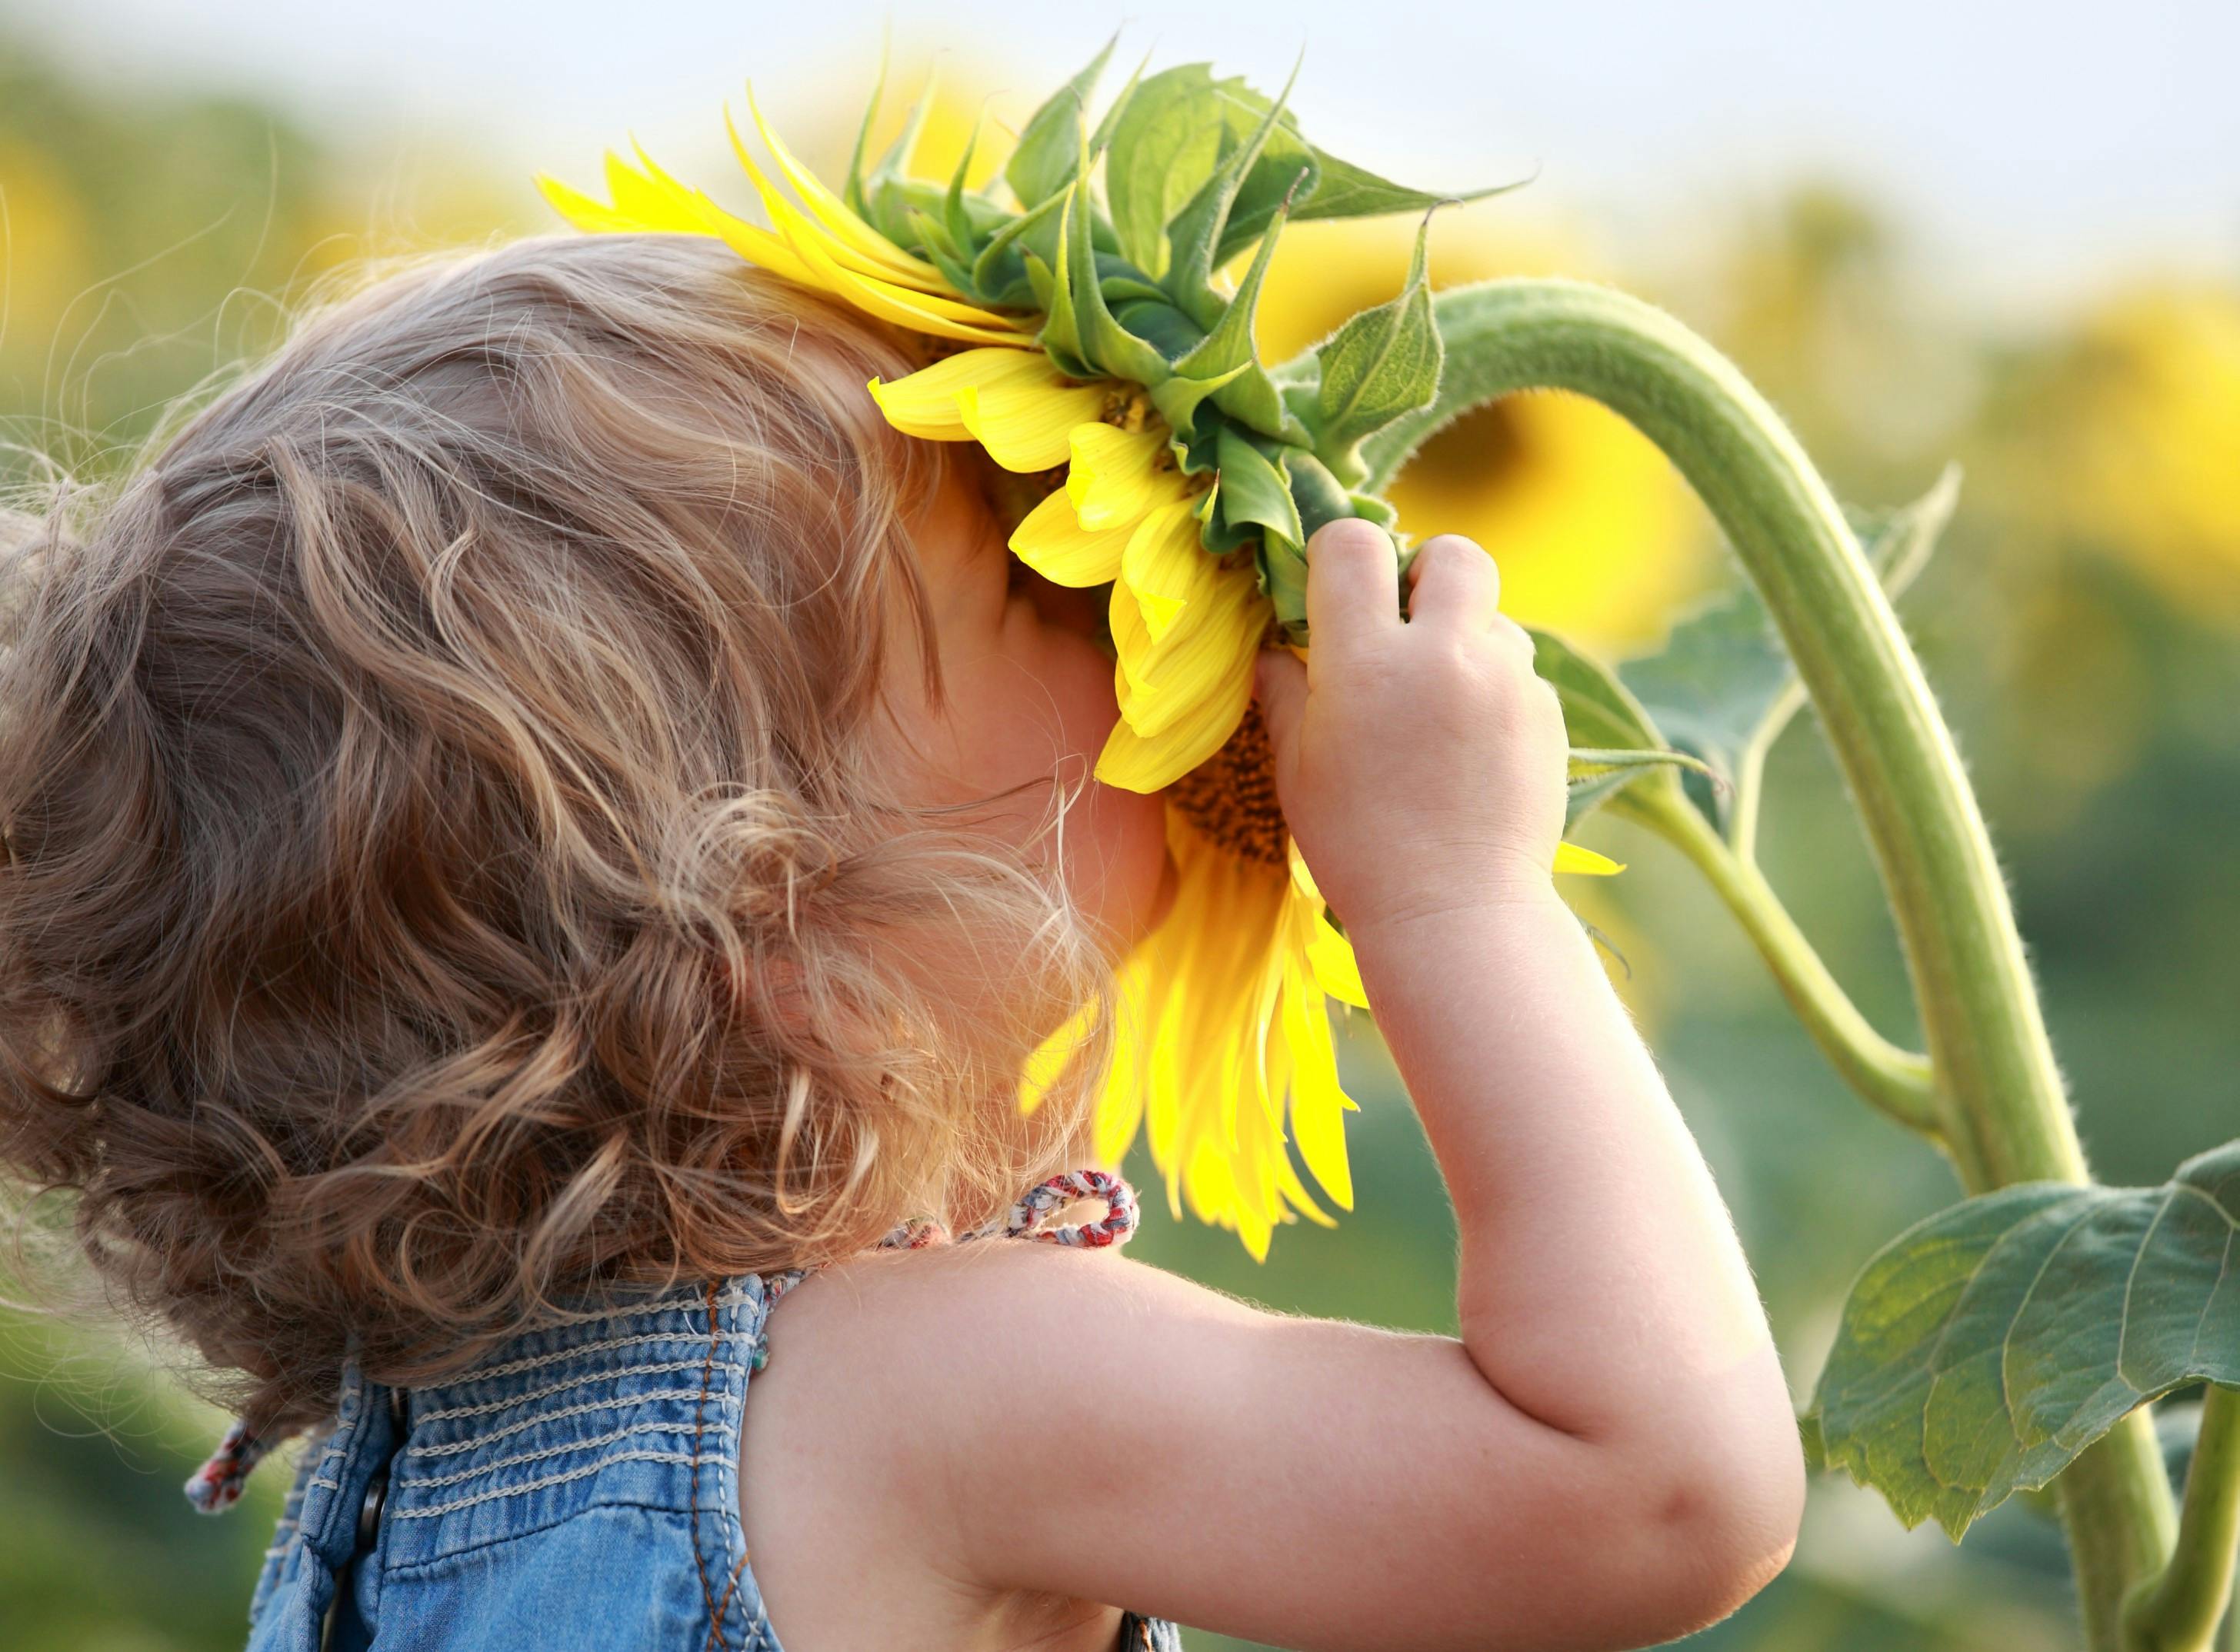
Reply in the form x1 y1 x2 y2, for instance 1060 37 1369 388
1252 648 1308 771
1405 535 1503 631
1305 519 1402 651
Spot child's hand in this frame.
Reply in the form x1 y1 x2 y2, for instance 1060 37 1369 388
1252 520 1568 935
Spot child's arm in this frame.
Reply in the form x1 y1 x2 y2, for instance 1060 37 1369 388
745 521 1804 1652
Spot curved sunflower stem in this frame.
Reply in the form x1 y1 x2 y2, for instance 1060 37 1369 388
1628 785 1937 1137
2124 1387 2240 1652
1357 276 2178 1647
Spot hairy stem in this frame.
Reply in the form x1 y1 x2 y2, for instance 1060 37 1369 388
2126 1388 2240 1652
1637 786 1936 1134
1350 276 2178 1644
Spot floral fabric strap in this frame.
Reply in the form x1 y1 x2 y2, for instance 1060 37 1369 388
183 1417 272 1515
755 1167 1138 1363
185 1168 1139 1505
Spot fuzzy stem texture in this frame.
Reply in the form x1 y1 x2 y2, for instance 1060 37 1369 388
1357 276 2180 1647
2125 1388 2240 1652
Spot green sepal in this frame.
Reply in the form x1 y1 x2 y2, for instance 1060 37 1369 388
1282 449 1358 542
1168 179 1308 445
1150 363 1248 439
1162 52 1305 319
943 111 985 251
1313 208 1445 486
1062 126 1171 386
1094 258 1170 307
1172 416 1225 478
971 192 1063 301
842 42 892 219
1023 248 1093 379
1225 149 1525 266
1258 534 1311 631
1118 299 1210 364
1209 425 1303 553
903 207 979 299
1005 33 1117 210
855 64 940 245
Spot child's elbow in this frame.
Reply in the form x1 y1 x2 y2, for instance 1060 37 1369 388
1626 1421 1808 1641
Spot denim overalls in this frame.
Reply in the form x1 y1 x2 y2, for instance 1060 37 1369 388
228 1177 1184 1651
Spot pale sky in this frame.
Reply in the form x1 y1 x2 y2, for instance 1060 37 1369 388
12 0 2238 313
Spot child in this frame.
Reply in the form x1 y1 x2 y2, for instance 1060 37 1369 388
0 231 1804 1652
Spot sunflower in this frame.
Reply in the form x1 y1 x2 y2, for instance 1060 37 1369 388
536 51 1622 1254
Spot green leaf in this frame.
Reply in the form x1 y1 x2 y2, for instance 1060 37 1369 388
1005 34 1116 210
1162 53 1307 311
1565 748 1713 830
1105 65 1232 278
1808 1138 2240 1539
1619 465 1960 832
1105 64 1311 291
1313 211 1445 485
1529 629 1668 755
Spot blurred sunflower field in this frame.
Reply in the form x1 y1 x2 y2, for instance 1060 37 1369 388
3 25 2237 1652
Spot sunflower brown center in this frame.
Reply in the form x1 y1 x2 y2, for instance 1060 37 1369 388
1168 703 1289 866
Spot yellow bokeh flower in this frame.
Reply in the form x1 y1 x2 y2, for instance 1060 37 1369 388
538 82 1618 1252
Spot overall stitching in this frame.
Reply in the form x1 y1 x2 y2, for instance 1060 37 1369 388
690 1279 732 1652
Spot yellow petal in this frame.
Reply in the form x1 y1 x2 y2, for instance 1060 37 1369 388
1010 487 1128 587
1281 958 1355 1210
762 185 1027 338
866 347 1055 442
956 379 1109 472
1066 425 1173 532
1019 994 1099 1116
535 172 645 233
1305 915 1369 1010
742 85 947 290
603 148 712 231
1111 563 1265 738
1555 841 1625 875
1118 497 1221 643
1094 652 1255 790
624 140 824 287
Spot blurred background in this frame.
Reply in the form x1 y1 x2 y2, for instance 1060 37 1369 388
2 3 2235 1648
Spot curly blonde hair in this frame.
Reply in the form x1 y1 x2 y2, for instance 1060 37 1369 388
0 232 1113 1437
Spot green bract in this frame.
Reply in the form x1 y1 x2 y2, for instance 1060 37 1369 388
846 38 1521 638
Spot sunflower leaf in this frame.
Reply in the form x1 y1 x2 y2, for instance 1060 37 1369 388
1531 630 1669 753
1620 465 1960 838
1006 33 1118 210
1565 748 1713 830
1806 1137 2240 1540
1314 211 1445 486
